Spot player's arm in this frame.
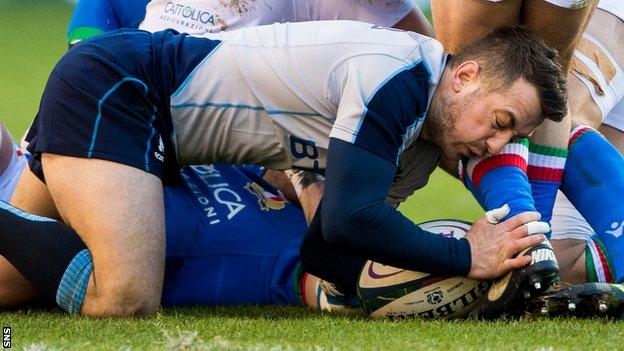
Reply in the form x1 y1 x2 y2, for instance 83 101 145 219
284 169 324 224
321 138 470 275
316 138 545 279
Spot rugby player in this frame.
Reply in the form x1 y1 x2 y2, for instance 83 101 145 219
0 121 332 309
62 0 613 315
64 0 585 315
3 0 434 313
0 23 564 317
430 0 599 314
2 121 621 318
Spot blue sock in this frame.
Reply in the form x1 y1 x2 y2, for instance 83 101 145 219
56 249 93 315
462 139 536 221
562 126 624 283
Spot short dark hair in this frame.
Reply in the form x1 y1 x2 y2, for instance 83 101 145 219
451 26 567 122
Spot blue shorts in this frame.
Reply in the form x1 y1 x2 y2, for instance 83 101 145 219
26 29 219 184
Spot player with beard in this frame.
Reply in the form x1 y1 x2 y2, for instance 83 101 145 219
0 23 565 317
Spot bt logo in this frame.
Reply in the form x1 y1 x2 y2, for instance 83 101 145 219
289 135 320 172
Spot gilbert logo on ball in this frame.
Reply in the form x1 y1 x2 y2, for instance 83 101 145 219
357 219 489 319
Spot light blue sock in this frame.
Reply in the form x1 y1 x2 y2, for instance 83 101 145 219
562 126 624 283
56 249 93 315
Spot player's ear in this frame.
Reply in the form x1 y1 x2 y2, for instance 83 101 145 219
451 60 480 92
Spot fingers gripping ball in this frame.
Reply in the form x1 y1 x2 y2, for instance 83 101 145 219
358 220 489 319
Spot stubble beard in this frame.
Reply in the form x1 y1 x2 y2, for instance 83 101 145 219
426 93 458 161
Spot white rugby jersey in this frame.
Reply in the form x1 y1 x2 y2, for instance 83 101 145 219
140 0 414 35
169 21 447 185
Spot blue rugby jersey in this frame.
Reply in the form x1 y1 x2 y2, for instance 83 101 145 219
162 164 306 306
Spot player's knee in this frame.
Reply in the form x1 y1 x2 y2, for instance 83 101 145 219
85 281 161 317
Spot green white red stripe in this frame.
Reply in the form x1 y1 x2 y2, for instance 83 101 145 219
569 125 599 147
587 237 614 283
527 143 567 182
465 139 528 189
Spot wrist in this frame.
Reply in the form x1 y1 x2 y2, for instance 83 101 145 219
284 169 325 197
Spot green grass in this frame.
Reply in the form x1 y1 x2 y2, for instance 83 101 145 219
0 1 72 139
1 2 621 350
3 306 624 350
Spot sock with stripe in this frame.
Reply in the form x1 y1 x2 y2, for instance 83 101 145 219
585 237 614 283
0 201 91 314
460 138 536 221
528 142 567 224
562 126 624 283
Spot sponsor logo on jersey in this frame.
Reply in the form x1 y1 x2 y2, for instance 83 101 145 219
606 220 624 238
290 135 320 172
244 182 286 211
183 165 247 225
164 2 215 25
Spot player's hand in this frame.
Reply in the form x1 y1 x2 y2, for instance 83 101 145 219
465 204 548 280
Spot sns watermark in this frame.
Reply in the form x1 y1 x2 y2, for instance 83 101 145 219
3 327 10 349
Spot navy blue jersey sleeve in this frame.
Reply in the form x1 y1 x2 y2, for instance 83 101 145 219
320 138 472 276
330 55 432 166
67 0 150 45
353 61 430 164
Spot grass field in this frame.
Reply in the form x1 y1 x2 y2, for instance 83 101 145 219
0 2 622 350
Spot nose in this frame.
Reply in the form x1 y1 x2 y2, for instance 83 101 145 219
486 130 514 155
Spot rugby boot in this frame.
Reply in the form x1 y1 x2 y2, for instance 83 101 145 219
476 239 560 319
527 283 624 319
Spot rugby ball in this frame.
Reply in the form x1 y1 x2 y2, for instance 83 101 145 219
358 219 489 319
